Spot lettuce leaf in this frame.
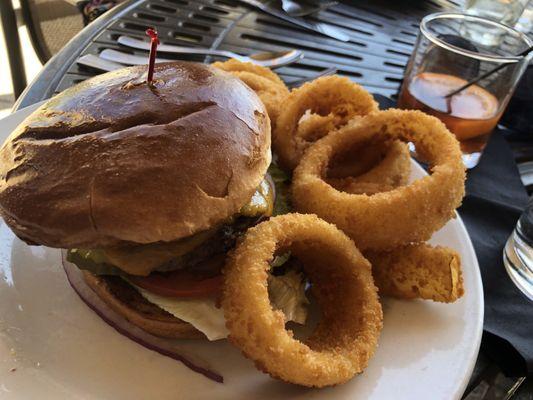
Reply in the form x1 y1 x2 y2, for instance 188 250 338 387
268 270 309 324
268 162 292 216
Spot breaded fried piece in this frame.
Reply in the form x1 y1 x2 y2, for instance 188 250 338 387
366 243 464 303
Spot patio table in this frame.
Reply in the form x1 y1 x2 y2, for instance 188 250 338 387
11 0 533 397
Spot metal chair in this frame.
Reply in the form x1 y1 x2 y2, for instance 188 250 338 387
0 0 83 100
21 0 84 64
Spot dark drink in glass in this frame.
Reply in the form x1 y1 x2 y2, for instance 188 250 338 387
398 72 502 155
399 13 532 168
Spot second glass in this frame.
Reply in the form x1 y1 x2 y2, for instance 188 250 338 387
504 197 533 301
464 0 530 45
397 12 533 168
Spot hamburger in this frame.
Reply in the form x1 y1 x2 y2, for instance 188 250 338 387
0 62 279 341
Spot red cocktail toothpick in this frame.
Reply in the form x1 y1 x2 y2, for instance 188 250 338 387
145 28 160 85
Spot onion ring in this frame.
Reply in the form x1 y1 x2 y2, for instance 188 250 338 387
326 139 411 195
212 59 286 87
365 244 464 303
212 60 289 125
273 75 378 170
296 112 337 142
222 213 382 387
292 109 466 251
228 71 287 124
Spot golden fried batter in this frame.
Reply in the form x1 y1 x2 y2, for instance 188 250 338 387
366 244 464 303
273 75 378 171
222 213 382 387
326 139 411 195
212 60 289 126
292 109 466 251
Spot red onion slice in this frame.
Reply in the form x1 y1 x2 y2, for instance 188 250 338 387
62 250 223 383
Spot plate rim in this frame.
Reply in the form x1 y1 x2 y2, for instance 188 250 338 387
449 212 484 399
408 159 484 400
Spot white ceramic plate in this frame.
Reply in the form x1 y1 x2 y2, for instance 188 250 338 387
0 104 483 399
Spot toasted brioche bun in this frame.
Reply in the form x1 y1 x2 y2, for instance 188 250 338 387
83 271 205 339
0 62 271 248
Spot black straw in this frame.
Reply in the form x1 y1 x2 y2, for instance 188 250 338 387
445 45 533 98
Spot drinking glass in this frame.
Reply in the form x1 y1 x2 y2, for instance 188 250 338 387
504 198 533 300
397 13 533 168
464 0 530 45
515 1 533 34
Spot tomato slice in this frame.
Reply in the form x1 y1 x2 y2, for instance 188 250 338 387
129 269 222 298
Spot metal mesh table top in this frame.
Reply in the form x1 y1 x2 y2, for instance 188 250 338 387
16 0 464 108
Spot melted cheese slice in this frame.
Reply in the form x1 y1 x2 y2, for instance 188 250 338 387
101 178 274 276
132 284 228 341
104 229 215 276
